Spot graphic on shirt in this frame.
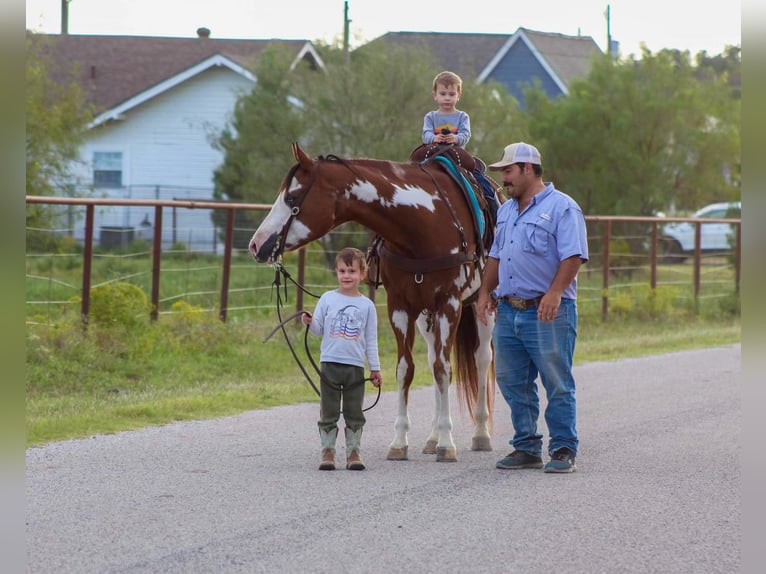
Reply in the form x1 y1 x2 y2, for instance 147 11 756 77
433 123 458 135
329 305 364 341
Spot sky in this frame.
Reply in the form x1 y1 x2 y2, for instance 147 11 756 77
25 0 741 58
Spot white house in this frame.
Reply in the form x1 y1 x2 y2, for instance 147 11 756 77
34 30 325 251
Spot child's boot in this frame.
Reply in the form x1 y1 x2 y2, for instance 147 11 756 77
318 427 338 471
345 428 366 470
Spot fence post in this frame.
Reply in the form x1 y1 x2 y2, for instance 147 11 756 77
601 220 611 322
219 210 235 322
296 247 306 312
150 205 163 321
81 204 94 326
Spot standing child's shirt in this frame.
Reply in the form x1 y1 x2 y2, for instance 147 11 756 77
422 110 471 146
308 290 381 371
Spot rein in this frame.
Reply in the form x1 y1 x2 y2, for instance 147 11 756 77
264 262 380 412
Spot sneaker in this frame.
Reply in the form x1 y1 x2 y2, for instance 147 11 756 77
544 447 577 473
496 450 543 469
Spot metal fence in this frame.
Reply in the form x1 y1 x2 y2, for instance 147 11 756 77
26 196 741 324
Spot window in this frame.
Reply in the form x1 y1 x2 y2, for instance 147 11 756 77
93 152 123 188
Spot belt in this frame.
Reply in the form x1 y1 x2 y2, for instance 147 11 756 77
500 295 542 310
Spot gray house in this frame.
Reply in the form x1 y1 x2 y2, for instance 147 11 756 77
366 28 603 107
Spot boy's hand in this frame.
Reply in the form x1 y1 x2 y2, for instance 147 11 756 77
369 371 382 388
301 312 312 326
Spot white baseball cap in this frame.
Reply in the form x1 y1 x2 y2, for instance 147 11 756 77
488 142 542 170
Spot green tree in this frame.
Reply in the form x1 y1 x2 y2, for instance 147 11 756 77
212 44 308 247
524 47 740 218
26 33 92 249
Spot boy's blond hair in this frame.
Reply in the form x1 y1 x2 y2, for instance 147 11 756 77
335 247 367 272
432 71 463 95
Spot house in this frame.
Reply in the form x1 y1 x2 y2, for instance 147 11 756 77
365 28 603 107
31 29 325 251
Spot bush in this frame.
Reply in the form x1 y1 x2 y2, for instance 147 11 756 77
89 282 150 327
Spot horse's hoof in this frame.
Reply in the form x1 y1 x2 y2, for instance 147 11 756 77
422 439 438 455
436 447 457 462
386 446 408 460
471 436 492 451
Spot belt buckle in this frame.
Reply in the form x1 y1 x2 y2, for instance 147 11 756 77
508 296 527 310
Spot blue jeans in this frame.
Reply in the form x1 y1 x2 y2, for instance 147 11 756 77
493 298 578 456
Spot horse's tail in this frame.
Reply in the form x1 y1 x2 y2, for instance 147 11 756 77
453 304 495 427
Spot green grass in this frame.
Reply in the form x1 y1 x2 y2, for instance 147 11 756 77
26 242 741 448
26 308 740 448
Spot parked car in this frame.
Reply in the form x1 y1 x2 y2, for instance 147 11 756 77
659 201 741 263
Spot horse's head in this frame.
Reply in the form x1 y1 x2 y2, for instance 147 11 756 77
249 143 338 263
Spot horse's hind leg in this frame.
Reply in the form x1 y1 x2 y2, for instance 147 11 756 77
471 310 495 451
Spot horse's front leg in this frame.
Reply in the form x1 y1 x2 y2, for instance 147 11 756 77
386 310 416 461
471 308 495 451
418 312 457 462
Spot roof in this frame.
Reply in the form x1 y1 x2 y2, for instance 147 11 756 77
30 33 325 115
479 28 602 89
361 31 511 80
366 28 602 90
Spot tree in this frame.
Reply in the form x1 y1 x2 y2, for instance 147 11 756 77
26 33 92 248
524 47 740 218
211 45 308 247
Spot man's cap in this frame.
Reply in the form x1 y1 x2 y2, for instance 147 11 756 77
488 142 542 170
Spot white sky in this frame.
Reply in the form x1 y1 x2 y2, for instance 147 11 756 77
25 0 741 58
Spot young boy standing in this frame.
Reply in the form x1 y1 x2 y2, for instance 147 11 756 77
421 70 471 147
302 247 383 471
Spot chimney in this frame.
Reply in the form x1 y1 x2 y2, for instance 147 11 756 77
196 27 211 38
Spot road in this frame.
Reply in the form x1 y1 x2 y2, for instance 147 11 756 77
26 345 741 573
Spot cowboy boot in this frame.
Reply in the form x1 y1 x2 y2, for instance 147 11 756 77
318 427 338 471
345 428 366 470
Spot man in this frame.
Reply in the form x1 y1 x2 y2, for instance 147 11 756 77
476 142 588 473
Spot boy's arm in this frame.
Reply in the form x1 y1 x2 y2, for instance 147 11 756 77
456 112 471 146
422 112 436 144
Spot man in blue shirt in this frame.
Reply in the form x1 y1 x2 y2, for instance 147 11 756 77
477 142 589 473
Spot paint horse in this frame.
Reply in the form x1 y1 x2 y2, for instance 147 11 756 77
249 143 497 462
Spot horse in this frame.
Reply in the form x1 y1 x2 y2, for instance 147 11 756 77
249 142 497 462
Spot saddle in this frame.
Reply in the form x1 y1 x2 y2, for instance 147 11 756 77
364 145 501 288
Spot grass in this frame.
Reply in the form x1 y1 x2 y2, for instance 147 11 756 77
26 239 741 448
26 307 740 448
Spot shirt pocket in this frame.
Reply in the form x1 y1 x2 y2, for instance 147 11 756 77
523 218 554 255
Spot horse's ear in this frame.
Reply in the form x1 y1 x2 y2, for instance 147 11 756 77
292 142 313 170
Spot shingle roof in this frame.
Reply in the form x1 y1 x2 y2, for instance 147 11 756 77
361 31 511 80
518 28 602 87
31 33 323 113
364 28 602 88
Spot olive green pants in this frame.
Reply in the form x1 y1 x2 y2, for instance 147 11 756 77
317 362 366 434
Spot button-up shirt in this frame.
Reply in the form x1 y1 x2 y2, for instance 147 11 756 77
489 183 588 300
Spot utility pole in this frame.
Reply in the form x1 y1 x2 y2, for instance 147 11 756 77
61 0 71 35
343 1 351 65
605 4 612 58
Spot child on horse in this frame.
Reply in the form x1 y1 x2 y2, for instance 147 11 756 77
414 71 500 222
302 247 383 471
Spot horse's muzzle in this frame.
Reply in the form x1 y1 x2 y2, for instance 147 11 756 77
251 234 278 263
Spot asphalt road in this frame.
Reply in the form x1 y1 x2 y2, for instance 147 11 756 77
26 345 741 573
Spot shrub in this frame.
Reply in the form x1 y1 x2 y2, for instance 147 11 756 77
89 282 150 327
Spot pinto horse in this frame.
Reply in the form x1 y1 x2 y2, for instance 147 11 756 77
249 143 497 462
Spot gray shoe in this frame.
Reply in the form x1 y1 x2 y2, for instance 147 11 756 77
496 450 543 469
544 447 577 473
